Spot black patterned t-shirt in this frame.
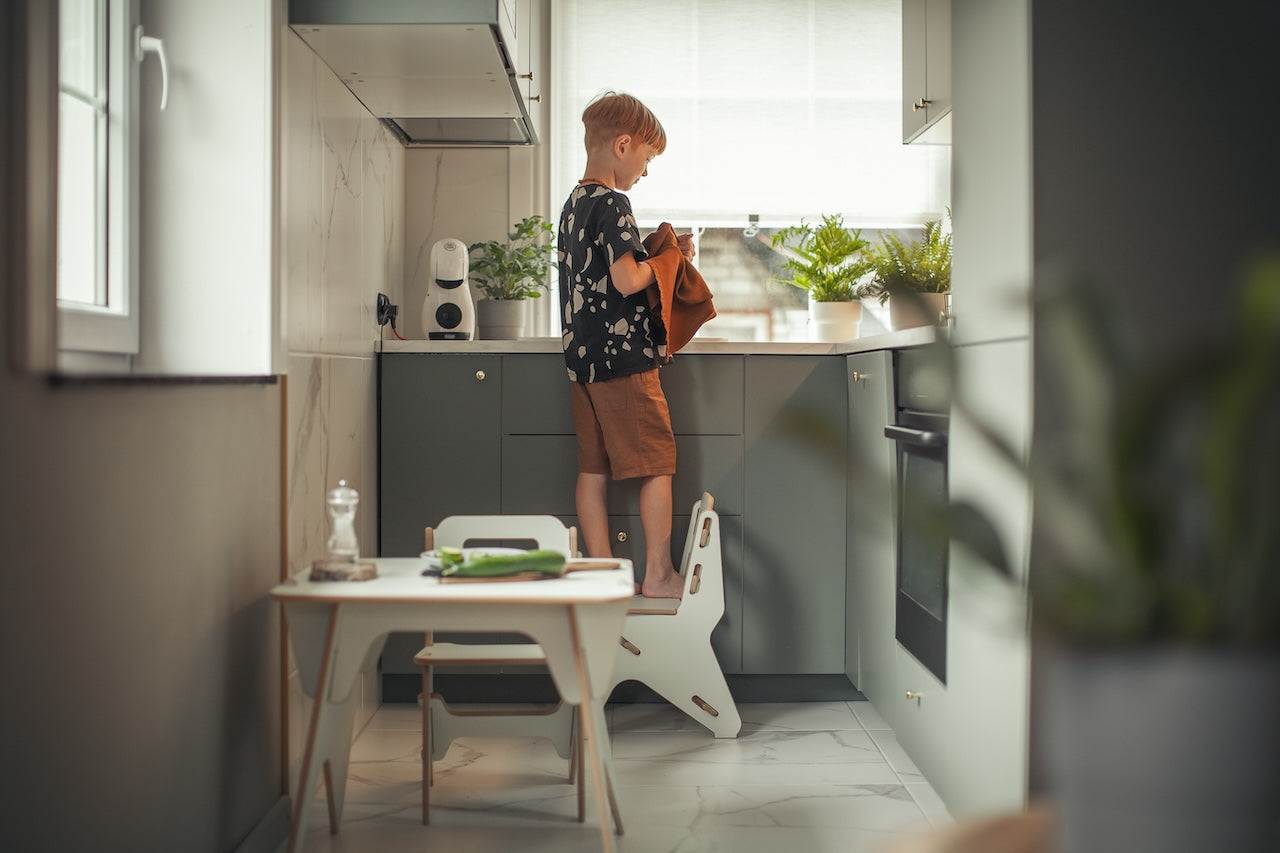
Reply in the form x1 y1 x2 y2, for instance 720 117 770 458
557 184 664 382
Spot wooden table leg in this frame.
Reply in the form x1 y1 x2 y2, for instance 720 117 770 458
287 607 339 853
569 607 618 853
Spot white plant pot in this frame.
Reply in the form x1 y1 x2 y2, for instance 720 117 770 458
474 298 529 340
808 299 862 342
1045 646 1280 853
888 292 949 330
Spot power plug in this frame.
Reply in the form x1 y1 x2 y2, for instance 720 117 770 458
376 293 397 327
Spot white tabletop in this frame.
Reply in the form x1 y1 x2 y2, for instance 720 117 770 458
271 556 635 605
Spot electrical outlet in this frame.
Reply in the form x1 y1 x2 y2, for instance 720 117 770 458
376 293 396 327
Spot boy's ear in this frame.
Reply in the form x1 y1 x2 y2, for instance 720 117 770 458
613 134 632 159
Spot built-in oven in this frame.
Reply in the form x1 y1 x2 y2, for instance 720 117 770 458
884 347 949 684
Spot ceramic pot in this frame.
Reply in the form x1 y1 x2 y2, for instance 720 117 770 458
1045 646 1280 853
808 299 862 342
888 292 949 330
474 298 529 340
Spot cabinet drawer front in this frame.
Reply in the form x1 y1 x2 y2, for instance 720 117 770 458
662 355 744 435
502 354 745 437
501 435 579 515
501 434 744 517
503 353 575 434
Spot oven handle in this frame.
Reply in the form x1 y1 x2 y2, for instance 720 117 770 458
883 424 948 448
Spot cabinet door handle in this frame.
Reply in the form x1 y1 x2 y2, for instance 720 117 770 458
912 98 932 111
475 370 486 381
906 689 922 704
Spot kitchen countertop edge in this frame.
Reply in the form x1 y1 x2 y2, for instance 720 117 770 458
377 326 936 356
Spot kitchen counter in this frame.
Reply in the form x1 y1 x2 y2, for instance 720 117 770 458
377 325 936 355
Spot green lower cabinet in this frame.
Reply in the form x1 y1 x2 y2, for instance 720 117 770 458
379 353 502 556
378 351 836 684
500 434 745 516
741 356 848 674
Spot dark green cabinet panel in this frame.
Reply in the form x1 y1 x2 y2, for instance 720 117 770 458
845 351 897 696
503 354 574 434
501 434 744 517
662 355 745 435
378 351 822 681
379 353 502 557
742 355 848 673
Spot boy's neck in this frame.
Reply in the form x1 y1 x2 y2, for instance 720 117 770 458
579 155 616 189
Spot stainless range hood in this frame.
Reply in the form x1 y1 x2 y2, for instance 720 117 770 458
288 0 537 146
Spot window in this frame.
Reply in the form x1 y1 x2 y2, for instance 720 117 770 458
550 0 950 341
57 0 139 364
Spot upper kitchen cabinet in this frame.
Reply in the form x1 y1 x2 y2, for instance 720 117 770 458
902 0 952 144
288 0 538 146
948 0 1032 345
512 0 543 144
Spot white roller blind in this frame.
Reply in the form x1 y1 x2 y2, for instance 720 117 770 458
550 0 951 228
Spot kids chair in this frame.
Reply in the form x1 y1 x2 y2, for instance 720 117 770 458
414 515 584 825
608 493 742 738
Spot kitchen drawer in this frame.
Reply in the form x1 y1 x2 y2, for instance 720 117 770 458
501 434 745 516
502 354 745 437
502 353 575 434
663 355 744 435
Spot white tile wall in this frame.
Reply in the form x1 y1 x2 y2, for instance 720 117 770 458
403 148 509 340
281 28 406 777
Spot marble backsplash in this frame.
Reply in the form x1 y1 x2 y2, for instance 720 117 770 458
281 28 405 771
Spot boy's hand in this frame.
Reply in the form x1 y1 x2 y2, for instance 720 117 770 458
677 233 696 260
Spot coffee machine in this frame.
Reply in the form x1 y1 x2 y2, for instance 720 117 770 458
420 237 475 340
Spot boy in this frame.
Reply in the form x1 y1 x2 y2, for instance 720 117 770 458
557 91 694 599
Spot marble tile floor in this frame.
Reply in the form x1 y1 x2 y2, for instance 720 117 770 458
283 701 953 853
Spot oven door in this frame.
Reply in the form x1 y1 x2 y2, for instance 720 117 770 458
885 411 948 684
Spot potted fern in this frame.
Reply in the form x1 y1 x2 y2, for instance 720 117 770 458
863 216 952 330
771 213 873 341
468 215 554 339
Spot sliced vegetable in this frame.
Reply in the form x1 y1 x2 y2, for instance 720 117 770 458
442 550 567 579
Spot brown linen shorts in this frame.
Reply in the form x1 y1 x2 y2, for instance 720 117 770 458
570 369 676 480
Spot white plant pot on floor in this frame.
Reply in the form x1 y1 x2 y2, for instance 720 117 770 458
475 298 529 340
808 299 862 342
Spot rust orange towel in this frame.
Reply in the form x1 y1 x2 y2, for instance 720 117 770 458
642 222 716 358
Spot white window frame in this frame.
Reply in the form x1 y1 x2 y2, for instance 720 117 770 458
57 0 140 368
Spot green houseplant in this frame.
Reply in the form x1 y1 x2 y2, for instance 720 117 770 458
863 216 952 330
468 215 554 338
771 213 873 341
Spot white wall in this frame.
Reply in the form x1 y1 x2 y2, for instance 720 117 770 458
134 0 276 375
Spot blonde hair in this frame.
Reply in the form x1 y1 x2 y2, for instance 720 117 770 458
581 91 667 155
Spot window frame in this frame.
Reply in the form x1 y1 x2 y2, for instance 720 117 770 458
56 0 140 365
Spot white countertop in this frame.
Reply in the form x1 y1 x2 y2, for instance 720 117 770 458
377 326 936 356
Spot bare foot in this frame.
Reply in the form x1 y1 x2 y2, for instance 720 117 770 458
640 571 684 599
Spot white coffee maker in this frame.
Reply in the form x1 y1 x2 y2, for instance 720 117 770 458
420 237 475 340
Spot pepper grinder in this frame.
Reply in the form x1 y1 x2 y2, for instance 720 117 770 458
326 480 360 563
